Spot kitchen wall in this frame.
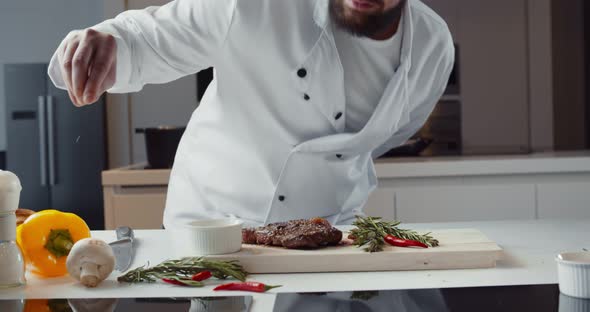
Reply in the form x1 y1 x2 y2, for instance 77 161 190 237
0 0 104 151
0 0 196 169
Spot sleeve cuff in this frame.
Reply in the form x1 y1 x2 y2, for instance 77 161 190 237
106 34 135 93
47 50 67 90
91 22 138 94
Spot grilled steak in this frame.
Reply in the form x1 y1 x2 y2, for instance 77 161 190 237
242 218 343 249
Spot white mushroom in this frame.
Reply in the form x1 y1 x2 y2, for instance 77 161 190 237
66 238 115 287
68 299 119 312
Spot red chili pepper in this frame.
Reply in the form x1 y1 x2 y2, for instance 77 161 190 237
191 271 212 281
162 278 203 287
384 235 428 248
213 282 282 293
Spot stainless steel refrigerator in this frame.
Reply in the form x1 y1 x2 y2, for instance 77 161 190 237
4 63 106 229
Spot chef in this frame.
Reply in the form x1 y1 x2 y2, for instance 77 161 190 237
48 0 454 228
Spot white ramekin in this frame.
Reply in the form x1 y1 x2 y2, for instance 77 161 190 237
171 219 243 256
559 293 590 312
556 251 590 299
189 297 247 312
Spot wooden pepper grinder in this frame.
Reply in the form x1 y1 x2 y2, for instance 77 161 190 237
0 170 26 288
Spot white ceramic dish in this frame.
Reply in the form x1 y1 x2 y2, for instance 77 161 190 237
556 251 590 299
171 219 243 256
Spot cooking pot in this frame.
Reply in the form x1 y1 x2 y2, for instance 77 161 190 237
379 137 433 158
135 126 185 169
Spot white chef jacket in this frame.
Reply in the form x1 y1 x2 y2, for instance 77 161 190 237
48 0 454 228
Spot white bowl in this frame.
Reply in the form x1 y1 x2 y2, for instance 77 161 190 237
556 252 590 299
171 219 243 256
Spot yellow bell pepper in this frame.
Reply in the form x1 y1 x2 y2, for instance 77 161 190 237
16 210 91 277
24 299 71 312
23 299 50 312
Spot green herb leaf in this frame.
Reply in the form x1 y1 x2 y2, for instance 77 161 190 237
350 290 379 301
47 299 73 312
349 216 439 253
117 257 248 283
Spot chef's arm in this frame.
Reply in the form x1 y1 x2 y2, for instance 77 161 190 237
48 0 236 102
372 31 455 159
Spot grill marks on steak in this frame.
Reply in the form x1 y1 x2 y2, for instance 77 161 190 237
242 218 343 249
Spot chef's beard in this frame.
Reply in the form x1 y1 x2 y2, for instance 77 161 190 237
329 0 406 38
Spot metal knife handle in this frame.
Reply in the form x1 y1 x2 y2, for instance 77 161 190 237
37 96 47 186
46 96 57 186
116 226 134 241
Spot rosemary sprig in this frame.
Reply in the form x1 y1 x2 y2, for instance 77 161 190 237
350 290 379 301
117 257 248 284
349 216 439 252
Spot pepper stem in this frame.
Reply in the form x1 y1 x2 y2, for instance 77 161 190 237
44 229 74 258
264 285 282 291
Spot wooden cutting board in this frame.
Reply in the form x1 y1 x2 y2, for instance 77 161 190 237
207 229 502 273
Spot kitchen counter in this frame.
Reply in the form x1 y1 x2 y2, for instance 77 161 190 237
100 151 590 229
102 151 590 185
1 219 588 311
367 151 590 222
375 151 590 178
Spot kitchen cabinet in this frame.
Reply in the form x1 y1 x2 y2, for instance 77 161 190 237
103 153 590 228
102 166 169 230
394 184 536 223
364 187 395 221
457 0 530 153
105 187 167 230
537 182 590 219
422 0 531 154
367 153 590 223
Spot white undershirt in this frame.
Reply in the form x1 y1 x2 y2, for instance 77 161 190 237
333 20 403 133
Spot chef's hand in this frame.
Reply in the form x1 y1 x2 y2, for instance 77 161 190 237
56 29 116 106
